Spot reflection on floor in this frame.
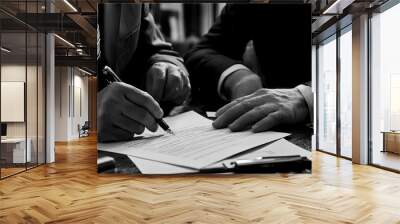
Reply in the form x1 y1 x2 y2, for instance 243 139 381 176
373 150 400 171
0 162 42 178
0 167 25 178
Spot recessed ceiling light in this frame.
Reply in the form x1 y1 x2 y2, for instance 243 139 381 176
323 0 354 15
63 0 78 12
78 67 92 76
54 34 75 48
1 47 11 53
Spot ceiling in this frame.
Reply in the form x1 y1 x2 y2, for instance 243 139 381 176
0 0 391 73
0 0 99 71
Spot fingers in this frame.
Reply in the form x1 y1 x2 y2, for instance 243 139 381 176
98 118 133 142
228 104 278 131
121 82 164 119
97 82 163 142
215 89 266 117
215 94 252 117
164 65 184 102
146 63 190 105
146 63 167 101
179 71 191 103
121 100 158 132
114 113 146 135
213 95 265 129
182 68 191 90
252 111 284 132
106 126 133 142
164 65 191 104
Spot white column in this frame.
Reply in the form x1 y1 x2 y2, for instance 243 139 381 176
352 14 369 164
46 33 55 163
46 0 55 163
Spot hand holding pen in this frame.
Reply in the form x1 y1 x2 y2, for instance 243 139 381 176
98 66 173 143
103 66 174 134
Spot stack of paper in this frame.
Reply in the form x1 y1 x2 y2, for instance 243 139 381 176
98 111 310 174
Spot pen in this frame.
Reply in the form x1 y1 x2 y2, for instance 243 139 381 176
102 66 174 135
199 155 311 173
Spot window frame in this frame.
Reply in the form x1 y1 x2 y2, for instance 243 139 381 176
315 22 353 161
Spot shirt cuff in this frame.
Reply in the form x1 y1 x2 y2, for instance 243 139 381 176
217 64 251 100
296 84 313 123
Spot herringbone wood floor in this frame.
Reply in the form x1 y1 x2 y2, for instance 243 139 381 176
1 135 400 224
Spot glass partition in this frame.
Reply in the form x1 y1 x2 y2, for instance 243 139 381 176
1 31 28 177
27 31 38 169
317 35 337 155
0 0 46 179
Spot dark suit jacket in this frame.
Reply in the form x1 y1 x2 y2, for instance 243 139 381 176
184 4 311 110
98 4 186 92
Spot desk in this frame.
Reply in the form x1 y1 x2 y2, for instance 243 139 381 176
98 105 312 174
382 131 400 154
1 138 31 164
98 123 312 174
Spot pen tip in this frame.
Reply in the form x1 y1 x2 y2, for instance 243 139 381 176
166 129 175 135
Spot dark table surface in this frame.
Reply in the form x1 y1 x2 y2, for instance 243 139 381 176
98 107 312 174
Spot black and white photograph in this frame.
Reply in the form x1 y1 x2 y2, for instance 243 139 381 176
96 2 312 174
3 0 400 222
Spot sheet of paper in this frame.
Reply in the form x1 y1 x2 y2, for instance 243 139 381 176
163 111 212 131
227 138 311 160
99 111 290 169
98 111 211 152
206 138 311 169
128 138 310 174
129 156 197 174
206 111 216 118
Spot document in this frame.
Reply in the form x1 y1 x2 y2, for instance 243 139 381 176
128 139 310 174
129 156 197 174
205 138 311 169
99 111 289 169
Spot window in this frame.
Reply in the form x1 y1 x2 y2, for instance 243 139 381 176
317 24 353 159
370 2 400 171
317 35 337 155
339 27 352 158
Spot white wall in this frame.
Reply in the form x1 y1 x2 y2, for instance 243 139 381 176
72 72 89 138
55 66 69 141
1 82 25 122
1 65 28 140
54 66 89 141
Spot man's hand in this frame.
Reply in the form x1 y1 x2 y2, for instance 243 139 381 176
97 82 163 142
145 62 191 105
223 69 263 100
213 88 308 132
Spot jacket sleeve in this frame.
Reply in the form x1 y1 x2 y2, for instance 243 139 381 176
184 5 251 108
140 5 188 76
99 4 187 91
138 5 189 112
